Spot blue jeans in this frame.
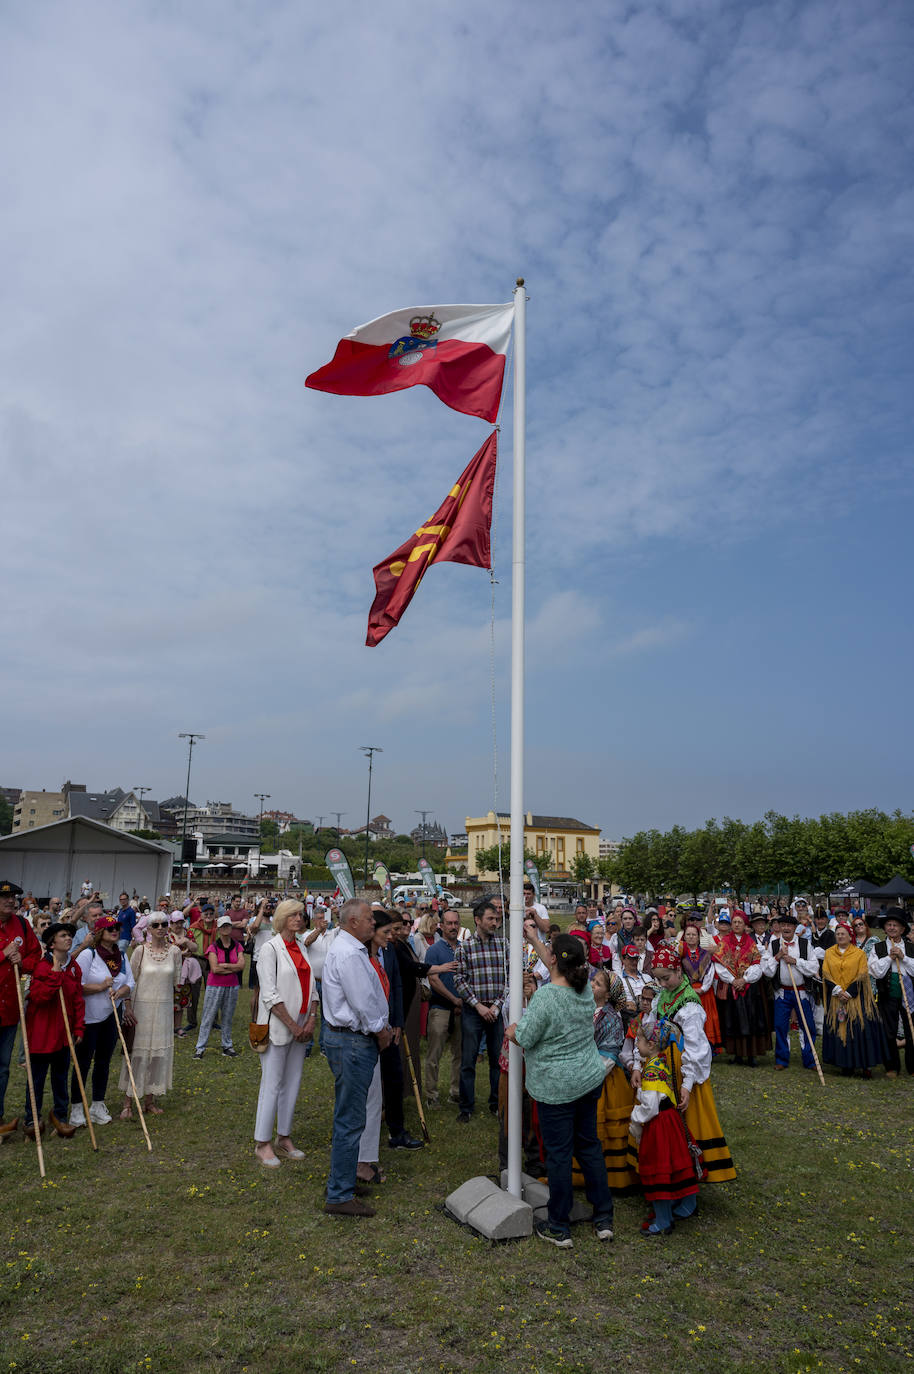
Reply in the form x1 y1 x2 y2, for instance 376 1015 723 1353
0 1022 17 1119
324 1026 379 1204
774 990 816 1067
459 1006 503 1114
536 1085 614 1235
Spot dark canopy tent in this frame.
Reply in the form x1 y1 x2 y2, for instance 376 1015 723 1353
848 878 878 895
865 875 914 900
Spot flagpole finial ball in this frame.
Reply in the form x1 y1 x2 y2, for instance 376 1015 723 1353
516 277 525 286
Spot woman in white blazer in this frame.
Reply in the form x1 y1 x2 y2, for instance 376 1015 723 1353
253 900 317 1167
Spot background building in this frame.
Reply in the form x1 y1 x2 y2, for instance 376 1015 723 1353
465 811 601 880
347 814 395 842
411 818 447 848
12 790 66 830
170 801 258 842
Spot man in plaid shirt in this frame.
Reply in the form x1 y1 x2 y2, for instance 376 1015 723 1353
454 898 507 1123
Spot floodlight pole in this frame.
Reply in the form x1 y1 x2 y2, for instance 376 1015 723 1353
360 747 383 884
178 733 204 898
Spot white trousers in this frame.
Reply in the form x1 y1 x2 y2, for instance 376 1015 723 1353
254 1026 309 1142
358 1060 382 1163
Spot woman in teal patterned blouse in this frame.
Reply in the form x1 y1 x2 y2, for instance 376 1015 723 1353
507 933 614 1249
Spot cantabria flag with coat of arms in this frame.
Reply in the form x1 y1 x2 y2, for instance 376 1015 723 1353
305 302 514 423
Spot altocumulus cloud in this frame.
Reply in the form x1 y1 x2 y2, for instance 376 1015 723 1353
2 0 912 835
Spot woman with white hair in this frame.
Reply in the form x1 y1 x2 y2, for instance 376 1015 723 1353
252 899 317 1167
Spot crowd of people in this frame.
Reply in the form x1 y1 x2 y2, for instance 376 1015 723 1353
1 876 912 1249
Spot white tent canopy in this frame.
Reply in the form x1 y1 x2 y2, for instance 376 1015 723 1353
0 817 173 904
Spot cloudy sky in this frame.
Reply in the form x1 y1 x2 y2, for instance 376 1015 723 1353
3 0 913 842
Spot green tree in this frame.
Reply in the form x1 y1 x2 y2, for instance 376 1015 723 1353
570 852 595 882
596 857 616 883
0 796 13 836
474 842 550 883
612 831 655 897
680 820 722 896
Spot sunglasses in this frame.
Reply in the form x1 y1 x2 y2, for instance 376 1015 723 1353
149 921 168 929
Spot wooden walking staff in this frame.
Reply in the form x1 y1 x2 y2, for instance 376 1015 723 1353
59 989 98 1151
401 1035 431 1144
786 963 826 1086
14 969 45 1178
892 953 914 1045
109 990 152 1152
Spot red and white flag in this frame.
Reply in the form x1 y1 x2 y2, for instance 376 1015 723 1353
306 303 514 423
366 430 497 646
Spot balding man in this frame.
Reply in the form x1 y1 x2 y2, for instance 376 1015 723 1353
321 900 392 1217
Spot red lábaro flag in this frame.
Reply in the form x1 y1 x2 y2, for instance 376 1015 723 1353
366 431 497 647
306 303 513 423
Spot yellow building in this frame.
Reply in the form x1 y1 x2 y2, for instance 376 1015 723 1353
12 790 67 831
465 811 601 880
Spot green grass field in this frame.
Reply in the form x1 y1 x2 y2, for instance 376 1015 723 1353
2 1004 912 1374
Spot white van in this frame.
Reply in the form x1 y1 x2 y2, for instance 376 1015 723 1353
392 884 461 909
393 885 426 906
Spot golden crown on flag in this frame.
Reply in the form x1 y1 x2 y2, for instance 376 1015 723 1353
409 313 441 341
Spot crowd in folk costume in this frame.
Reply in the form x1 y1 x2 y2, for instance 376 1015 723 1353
2 874 913 1246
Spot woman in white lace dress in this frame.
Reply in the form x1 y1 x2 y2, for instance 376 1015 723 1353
119 912 181 1119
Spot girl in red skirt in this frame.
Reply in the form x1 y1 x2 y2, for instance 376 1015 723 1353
630 1018 701 1236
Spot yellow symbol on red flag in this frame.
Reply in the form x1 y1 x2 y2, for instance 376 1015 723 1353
366 431 497 647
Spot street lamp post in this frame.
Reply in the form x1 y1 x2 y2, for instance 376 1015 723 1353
415 810 431 859
254 793 271 884
332 811 347 837
359 747 383 884
134 786 150 831
178 733 205 898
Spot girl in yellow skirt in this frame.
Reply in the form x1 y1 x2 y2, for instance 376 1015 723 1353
575 967 639 1194
629 944 736 1184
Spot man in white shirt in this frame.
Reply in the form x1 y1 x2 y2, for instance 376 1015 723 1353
523 884 549 934
321 899 392 1217
760 909 820 1070
303 905 338 1054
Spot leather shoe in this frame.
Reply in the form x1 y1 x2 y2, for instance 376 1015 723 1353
0 1117 20 1141
388 1133 423 1150
50 1112 76 1138
324 1198 376 1218
25 1120 46 1141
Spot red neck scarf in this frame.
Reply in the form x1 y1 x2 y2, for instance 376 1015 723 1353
97 938 122 977
370 954 390 1001
715 930 759 993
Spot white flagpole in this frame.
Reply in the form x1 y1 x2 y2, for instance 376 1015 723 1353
506 278 526 1200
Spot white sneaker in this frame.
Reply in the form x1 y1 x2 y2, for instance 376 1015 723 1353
69 1104 86 1128
89 1101 112 1125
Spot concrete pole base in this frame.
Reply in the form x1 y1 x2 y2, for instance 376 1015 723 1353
444 1177 533 1240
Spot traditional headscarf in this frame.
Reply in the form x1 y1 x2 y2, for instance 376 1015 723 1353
652 943 702 1019
651 943 681 971
715 926 761 996
679 942 712 983
639 1018 685 1104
